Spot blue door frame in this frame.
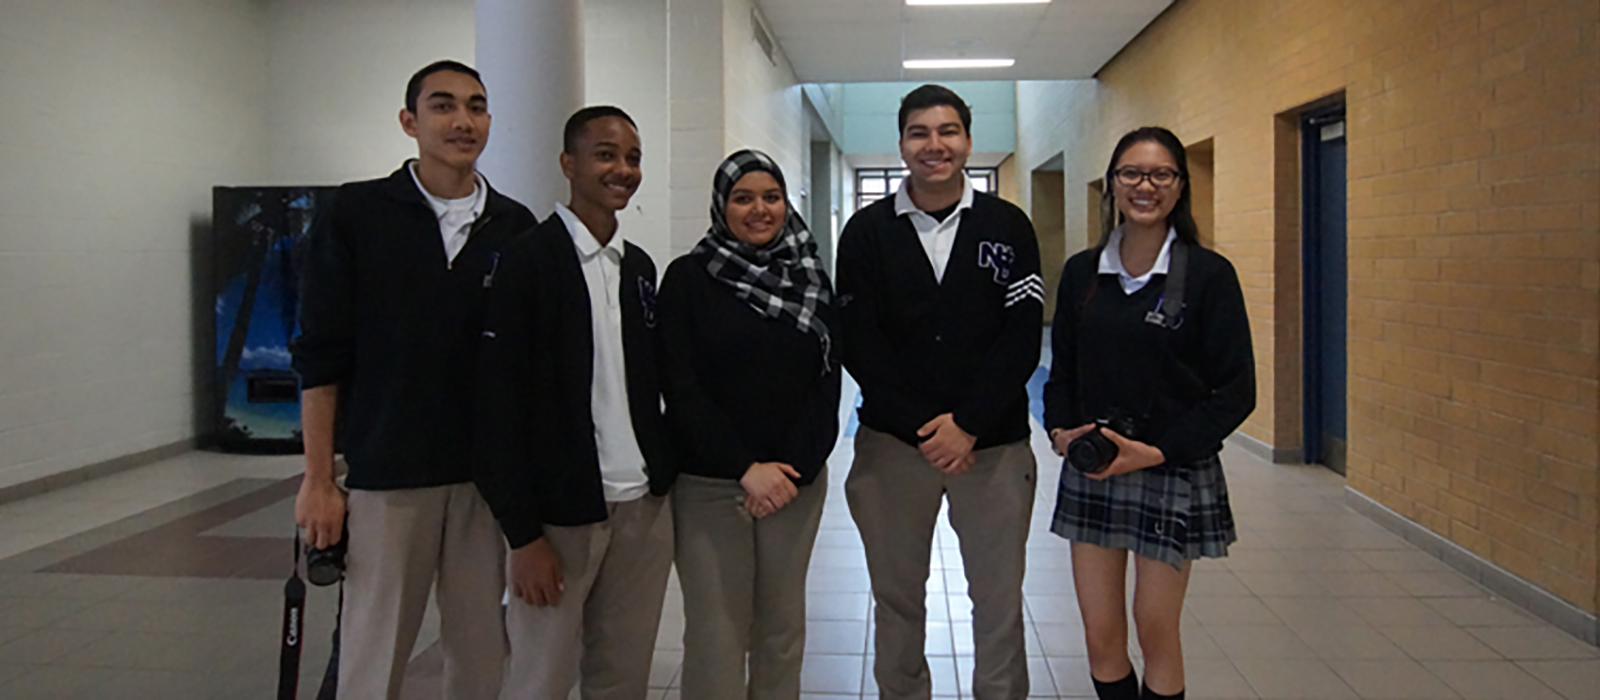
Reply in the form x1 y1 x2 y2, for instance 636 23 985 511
1302 105 1348 473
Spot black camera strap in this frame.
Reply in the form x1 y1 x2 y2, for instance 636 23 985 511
279 530 343 700
278 533 307 700
1144 238 1188 330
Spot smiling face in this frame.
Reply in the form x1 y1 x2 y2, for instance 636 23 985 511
1111 140 1183 229
899 104 971 191
560 115 642 213
725 171 786 247
400 69 490 171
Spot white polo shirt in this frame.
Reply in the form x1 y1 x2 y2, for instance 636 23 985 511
1099 226 1178 294
408 162 486 265
553 203 650 503
894 173 975 283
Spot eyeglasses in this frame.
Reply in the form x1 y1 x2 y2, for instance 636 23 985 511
1113 167 1181 188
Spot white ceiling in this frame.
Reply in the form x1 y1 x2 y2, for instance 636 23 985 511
753 0 1173 83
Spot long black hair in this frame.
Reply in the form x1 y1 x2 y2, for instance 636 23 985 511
1097 126 1201 249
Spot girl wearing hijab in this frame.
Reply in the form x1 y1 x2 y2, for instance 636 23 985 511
658 149 841 699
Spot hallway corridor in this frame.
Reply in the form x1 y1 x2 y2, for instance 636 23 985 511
0 397 1592 699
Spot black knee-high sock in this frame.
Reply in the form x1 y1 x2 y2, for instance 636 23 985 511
1141 682 1184 700
1092 669 1140 700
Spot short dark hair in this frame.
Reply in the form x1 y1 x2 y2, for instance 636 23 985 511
898 84 972 136
563 106 639 154
405 60 484 114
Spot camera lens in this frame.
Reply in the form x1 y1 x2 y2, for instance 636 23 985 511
304 543 346 587
1065 429 1118 474
306 558 342 587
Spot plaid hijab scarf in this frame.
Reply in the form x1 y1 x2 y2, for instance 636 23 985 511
693 149 834 372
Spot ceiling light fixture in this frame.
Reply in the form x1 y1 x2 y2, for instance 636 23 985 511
904 58 1016 69
906 0 1050 6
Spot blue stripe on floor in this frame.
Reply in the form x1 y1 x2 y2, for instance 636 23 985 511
1027 363 1049 425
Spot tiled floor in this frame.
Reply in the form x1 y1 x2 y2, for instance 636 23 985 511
0 418 1595 698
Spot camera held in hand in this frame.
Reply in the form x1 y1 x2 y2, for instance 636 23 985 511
1066 414 1141 475
304 527 348 587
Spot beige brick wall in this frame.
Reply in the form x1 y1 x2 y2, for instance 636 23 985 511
1017 0 1598 614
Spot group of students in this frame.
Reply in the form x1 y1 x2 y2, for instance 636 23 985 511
291 59 1255 700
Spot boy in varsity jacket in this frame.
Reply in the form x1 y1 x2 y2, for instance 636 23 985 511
474 106 675 700
837 84 1044 700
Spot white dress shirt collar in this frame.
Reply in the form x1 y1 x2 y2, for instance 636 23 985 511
894 172 974 219
894 174 974 283
408 161 487 264
555 203 626 262
1099 225 1178 295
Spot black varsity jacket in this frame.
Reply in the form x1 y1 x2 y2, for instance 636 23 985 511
473 215 676 549
836 190 1043 449
290 162 538 491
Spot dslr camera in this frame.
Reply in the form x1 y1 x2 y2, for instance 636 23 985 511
1065 413 1140 475
303 526 348 587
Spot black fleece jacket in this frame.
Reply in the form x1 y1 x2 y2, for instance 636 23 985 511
473 216 675 549
657 255 841 485
290 163 537 491
1043 244 1256 467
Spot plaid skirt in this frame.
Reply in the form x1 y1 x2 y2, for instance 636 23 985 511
1049 453 1236 569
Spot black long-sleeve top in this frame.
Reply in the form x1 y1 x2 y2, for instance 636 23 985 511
1043 244 1256 467
290 164 537 491
656 256 841 485
472 217 675 549
836 192 1043 448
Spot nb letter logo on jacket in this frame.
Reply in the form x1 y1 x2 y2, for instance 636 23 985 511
978 241 1016 284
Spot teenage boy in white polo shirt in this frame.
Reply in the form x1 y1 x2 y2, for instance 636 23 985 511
475 106 676 700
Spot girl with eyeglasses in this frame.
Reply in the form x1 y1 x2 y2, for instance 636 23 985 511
1043 127 1256 700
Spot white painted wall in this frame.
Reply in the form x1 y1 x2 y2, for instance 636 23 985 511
721 0 806 223
262 0 476 187
667 0 726 259
663 0 811 262
0 0 269 485
585 0 672 266
1014 79 1104 255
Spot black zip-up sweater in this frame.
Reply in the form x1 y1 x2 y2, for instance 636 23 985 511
290 163 537 491
474 216 675 549
657 255 841 485
1043 245 1256 467
837 191 1042 449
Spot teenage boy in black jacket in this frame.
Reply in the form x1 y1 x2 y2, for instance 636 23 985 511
475 106 675 700
838 85 1044 700
291 60 538 700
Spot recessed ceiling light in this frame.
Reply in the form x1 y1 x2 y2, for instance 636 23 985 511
907 0 1050 5
903 58 1016 69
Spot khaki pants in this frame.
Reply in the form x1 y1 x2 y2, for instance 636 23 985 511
502 495 674 700
846 427 1037 700
673 471 828 700
338 483 508 700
